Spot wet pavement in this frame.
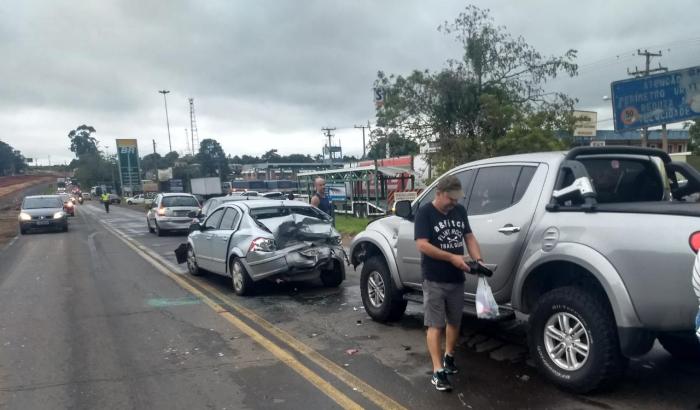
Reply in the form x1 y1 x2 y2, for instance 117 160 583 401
1 200 698 409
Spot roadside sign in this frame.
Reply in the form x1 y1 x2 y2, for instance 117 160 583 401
610 65 700 131
573 110 597 137
326 183 346 201
115 139 141 194
374 87 385 108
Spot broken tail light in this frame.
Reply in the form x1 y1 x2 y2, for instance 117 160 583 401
249 237 276 253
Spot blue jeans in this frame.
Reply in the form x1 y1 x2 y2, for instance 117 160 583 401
696 309 700 342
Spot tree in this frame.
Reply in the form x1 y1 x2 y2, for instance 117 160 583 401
686 119 700 155
374 5 578 172
163 151 180 167
196 138 230 177
68 125 98 158
0 141 27 175
73 152 117 190
367 129 420 159
261 149 281 162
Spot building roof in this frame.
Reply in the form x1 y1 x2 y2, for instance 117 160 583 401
590 129 688 141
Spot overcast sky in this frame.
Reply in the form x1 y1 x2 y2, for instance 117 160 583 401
2 0 699 165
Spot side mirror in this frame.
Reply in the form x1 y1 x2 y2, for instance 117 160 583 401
189 222 203 234
394 200 413 219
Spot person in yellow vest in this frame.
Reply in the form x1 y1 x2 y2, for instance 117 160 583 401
100 192 110 213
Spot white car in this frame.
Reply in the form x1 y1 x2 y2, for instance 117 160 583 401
126 194 155 206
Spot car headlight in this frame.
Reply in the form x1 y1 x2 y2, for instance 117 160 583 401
157 208 167 216
19 212 31 221
53 211 65 219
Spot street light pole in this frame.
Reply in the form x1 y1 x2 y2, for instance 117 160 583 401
158 90 172 153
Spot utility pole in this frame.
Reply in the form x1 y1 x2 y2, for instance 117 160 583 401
354 122 371 159
321 127 336 162
158 90 172 153
627 50 668 149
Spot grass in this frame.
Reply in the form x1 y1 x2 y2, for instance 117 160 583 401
334 214 371 236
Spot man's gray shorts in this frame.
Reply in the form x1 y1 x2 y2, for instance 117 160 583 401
423 280 465 327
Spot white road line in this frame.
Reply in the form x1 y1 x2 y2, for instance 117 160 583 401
1 235 19 252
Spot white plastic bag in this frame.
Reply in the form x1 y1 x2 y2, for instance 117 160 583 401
476 276 499 319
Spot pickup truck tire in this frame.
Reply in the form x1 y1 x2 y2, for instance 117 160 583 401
528 286 627 393
658 333 700 361
361 256 407 322
231 259 255 296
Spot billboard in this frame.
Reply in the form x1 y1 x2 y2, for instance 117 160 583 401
115 139 141 193
573 110 597 137
610 66 700 131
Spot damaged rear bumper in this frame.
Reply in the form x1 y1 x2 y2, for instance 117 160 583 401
242 244 346 282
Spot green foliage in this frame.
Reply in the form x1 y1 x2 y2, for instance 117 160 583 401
0 140 27 175
73 152 117 190
367 129 420 159
374 5 578 171
196 138 230 177
334 215 371 236
686 119 700 155
68 125 98 158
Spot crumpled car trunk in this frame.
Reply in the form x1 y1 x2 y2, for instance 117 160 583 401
245 213 344 280
258 214 338 248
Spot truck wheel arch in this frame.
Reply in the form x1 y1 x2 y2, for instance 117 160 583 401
513 243 643 330
350 232 404 291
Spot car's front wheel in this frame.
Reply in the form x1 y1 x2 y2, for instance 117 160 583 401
231 259 254 296
658 332 700 361
155 222 165 237
147 218 155 233
528 286 627 393
360 256 407 322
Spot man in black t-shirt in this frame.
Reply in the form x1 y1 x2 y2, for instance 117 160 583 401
414 174 485 392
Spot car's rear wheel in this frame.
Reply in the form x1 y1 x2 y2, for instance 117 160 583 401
231 259 254 296
320 261 343 287
187 245 203 276
528 286 627 393
658 332 700 361
360 256 406 322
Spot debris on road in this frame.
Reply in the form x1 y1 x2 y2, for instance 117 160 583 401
356 320 362 326
401 344 411 351
518 374 530 382
345 348 359 355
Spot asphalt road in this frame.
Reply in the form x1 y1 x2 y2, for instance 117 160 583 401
0 201 698 409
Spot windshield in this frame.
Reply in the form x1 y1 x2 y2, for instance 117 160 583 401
249 206 329 221
161 196 199 207
23 197 62 209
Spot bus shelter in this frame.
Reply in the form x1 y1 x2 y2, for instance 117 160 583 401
297 164 415 217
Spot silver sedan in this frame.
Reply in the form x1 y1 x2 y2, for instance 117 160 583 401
183 200 346 295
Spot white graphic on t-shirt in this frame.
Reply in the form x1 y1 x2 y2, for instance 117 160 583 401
433 218 466 250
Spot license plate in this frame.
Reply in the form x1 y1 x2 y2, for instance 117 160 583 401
36 220 50 226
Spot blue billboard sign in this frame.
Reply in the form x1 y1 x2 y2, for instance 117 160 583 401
610 66 700 131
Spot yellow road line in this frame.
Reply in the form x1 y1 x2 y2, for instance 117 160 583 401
98 214 408 410
99 222 362 410
194 280 407 410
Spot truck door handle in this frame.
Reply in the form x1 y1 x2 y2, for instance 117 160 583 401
498 225 521 234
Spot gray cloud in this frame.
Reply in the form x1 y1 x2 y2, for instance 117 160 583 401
1 0 699 164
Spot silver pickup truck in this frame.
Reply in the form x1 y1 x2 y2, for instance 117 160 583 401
350 146 700 393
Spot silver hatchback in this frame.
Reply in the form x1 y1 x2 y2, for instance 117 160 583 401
146 193 201 236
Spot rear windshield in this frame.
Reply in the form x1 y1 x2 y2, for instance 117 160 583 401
162 196 199 207
580 158 664 203
249 206 329 221
23 197 62 209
